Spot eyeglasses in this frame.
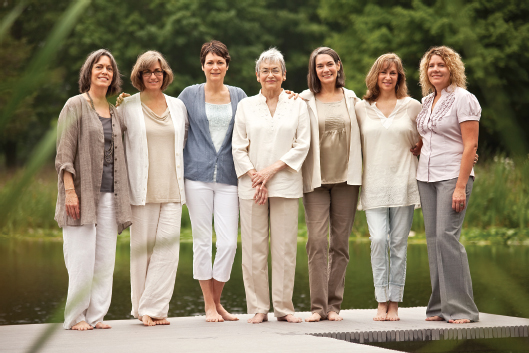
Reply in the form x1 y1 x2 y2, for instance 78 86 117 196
142 70 164 77
259 68 281 75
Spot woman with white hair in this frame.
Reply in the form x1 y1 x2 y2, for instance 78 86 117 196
232 48 310 324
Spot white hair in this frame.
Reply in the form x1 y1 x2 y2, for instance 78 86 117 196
255 47 286 74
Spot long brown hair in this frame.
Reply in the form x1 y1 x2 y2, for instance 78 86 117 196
78 49 122 97
419 46 466 96
307 47 345 94
363 53 408 103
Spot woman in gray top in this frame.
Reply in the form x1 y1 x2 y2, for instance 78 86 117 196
55 49 131 330
178 41 246 322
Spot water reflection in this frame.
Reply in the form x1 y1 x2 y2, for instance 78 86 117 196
0 238 527 325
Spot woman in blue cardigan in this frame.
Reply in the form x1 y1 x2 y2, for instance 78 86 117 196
178 40 246 322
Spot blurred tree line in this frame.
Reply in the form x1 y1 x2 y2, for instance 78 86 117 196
1 0 528 168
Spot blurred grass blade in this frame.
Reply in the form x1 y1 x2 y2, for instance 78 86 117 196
0 126 57 226
0 0 91 130
0 1 26 42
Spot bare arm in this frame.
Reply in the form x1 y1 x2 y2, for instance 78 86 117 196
452 121 479 212
63 171 80 220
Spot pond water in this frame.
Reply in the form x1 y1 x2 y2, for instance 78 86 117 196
0 237 528 325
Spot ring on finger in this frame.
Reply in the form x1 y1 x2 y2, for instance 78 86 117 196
459 203 464 207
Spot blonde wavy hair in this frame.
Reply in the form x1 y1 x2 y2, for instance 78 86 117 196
419 46 466 96
363 53 408 103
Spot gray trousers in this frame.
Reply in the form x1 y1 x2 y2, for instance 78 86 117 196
418 177 479 322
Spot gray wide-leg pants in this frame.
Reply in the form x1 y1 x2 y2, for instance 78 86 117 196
418 177 479 322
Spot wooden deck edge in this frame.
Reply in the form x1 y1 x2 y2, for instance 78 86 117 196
306 325 529 343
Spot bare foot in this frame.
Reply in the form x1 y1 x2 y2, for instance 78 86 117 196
305 312 322 322
205 308 224 322
328 311 343 321
247 313 268 324
153 318 170 325
277 314 302 323
71 321 93 331
374 302 388 321
425 316 444 321
448 319 472 324
141 315 156 326
95 322 111 329
386 302 400 321
216 304 238 321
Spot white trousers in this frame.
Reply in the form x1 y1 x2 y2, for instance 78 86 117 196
130 202 182 319
366 205 414 303
63 192 118 329
184 179 238 282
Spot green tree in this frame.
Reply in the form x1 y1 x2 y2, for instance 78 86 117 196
319 0 529 156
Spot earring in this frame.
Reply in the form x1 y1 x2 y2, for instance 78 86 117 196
337 72 341 78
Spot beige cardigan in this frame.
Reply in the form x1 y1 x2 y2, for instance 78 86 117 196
299 88 362 193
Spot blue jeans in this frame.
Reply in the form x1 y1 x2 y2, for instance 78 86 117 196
366 205 414 303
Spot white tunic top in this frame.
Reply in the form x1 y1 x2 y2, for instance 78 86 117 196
232 90 310 199
416 86 481 182
205 102 232 181
356 97 422 210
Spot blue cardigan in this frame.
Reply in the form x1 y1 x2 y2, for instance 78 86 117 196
178 83 247 186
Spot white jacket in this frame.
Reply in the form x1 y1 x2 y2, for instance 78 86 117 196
119 93 188 205
299 88 362 193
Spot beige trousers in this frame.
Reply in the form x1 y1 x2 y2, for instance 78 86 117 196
303 183 359 318
130 202 182 319
240 197 299 317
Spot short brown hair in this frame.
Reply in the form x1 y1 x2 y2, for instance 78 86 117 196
419 46 467 96
307 47 345 94
78 49 122 96
200 40 231 67
363 53 409 103
130 51 174 92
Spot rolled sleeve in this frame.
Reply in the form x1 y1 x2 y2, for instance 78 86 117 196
55 103 78 180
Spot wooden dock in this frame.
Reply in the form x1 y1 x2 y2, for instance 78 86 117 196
1 307 528 353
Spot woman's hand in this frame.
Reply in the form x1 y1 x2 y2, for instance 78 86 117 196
284 90 302 100
253 184 268 205
115 92 131 107
452 186 466 213
410 140 423 156
251 161 287 188
65 189 80 220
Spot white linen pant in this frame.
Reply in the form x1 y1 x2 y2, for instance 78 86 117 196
366 205 414 303
130 202 182 319
240 197 299 317
185 179 238 282
62 192 118 329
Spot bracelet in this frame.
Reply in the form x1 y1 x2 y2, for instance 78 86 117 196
65 188 75 191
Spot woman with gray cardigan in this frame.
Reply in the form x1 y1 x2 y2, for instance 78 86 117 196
178 40 246 322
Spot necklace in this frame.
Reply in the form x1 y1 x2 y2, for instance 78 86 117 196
87 92 114 164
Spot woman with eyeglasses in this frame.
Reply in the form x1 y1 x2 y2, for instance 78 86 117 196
118 50 188 326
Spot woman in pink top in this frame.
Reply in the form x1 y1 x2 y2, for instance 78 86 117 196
416 46 480 324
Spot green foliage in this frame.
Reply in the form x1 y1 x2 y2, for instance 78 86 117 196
319 0 529 156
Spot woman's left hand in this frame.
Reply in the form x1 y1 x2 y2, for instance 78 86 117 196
251 161 286 187
452 186 467 213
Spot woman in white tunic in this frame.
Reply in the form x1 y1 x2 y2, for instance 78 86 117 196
119 51 188 326
232 48 310 324
355 53 422 321
299 47 362 322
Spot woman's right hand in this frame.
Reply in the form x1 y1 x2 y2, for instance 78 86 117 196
65 189 80 220
115 92 131 107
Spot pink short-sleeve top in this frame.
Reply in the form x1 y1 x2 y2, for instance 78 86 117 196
416 86 481 182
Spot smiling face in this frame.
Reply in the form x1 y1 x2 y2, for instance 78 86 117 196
141 61 164 92
91 55 113 90
427 54 451 91
377 62 398 94
202 52 228 83
256 60 285 91
315 54 340 86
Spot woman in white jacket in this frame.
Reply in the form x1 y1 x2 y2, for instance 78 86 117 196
300 47 362 322
119 51 188 326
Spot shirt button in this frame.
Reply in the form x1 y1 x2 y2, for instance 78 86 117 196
114 193 117 196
